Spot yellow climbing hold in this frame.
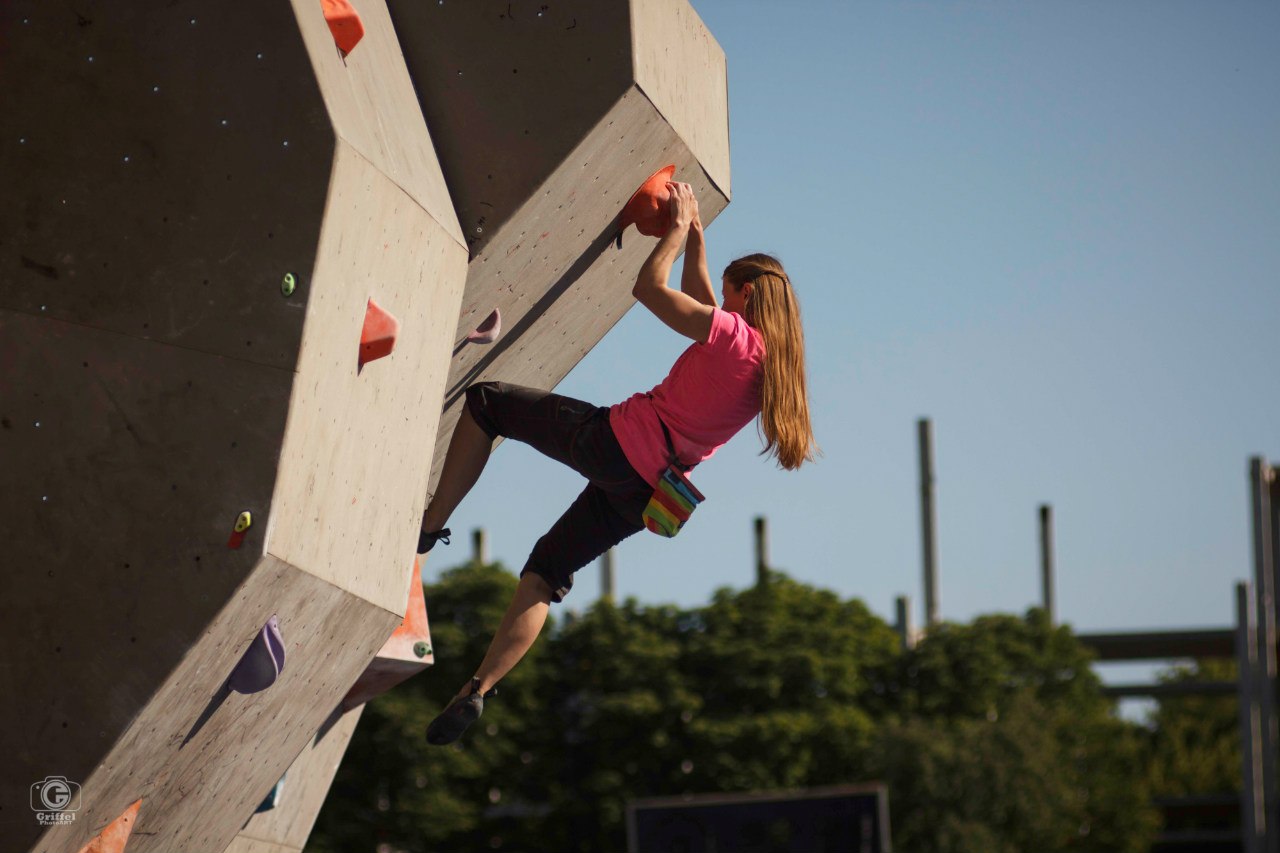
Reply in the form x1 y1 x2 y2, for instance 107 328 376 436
234 511 252 533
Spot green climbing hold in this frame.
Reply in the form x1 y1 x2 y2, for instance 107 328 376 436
413 642 431 659
281 273 297 297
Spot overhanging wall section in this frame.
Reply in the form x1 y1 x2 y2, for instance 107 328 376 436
386 0 732 493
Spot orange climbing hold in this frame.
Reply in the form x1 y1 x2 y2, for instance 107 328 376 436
343 555 434 708
322 0 364 56
621 164 677 238
359 298 400 367
77 799 142 853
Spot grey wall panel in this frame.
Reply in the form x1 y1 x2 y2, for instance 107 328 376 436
387 0 730 497
226 705 365 853
387 0 636 256
31 555 397 853
0 1 332 372
0 308 292 851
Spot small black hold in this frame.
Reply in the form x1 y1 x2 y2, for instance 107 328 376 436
1 417 10 430
131 636 137 643
230 441 238 449
172 484 178 491
55 646 62 653
83 362 89 368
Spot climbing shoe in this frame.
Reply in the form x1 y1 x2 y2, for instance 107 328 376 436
426 677 497 746
418 527 451 555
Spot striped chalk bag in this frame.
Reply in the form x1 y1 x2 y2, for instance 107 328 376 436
642 416 706 538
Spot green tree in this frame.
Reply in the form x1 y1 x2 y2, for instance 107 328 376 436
310 560 557 853
534 571 902 852
869 610 1159 853
1145 658 1240 797
311 568 1160 853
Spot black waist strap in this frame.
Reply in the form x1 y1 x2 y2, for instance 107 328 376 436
647 394 693 472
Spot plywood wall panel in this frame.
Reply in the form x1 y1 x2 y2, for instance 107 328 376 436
289 0 462 244
631 0 731 196
31 556 397 853
265 142 469 616
0 309 291 852
0 0 333 372
228 706 365 853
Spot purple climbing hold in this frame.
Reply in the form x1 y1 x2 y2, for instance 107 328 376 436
229 615 285 695
466 308 501 345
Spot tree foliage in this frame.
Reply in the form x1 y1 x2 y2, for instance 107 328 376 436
310 565 1160 853
1144 658 1240 798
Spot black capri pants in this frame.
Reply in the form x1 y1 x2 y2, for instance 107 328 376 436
465 381 652 603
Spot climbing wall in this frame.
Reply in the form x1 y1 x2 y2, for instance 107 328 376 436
224 706 365 853
0 1 466 851
0 1 728 851
382 0 732 491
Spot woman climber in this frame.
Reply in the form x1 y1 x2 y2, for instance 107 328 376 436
418 182 817 745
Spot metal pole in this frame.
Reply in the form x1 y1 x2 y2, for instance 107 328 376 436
918 419 939 626
1240 580 1264 853
895 595 915 651
754 516 769 587
472 528 488 565
1272 467 1280 853
1039 504 1055 625
1251 458 1279 853
600 548 616 603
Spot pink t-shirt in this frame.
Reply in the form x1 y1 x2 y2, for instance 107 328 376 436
609 308 766 487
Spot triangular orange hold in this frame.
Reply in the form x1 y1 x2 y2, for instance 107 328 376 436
343 555 433 708
78 799 142 853
321 0 365 56
358 297 400 367
620 164 677 238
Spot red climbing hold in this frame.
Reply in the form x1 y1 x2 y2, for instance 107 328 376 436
621 164 677 238
322 0 365 56
343 555 434 709
359 298 400 367
77 799 142 853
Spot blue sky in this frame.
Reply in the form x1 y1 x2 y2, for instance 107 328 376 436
427 0 1280 657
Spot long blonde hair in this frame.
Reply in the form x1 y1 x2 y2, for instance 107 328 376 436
723 253 818 470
